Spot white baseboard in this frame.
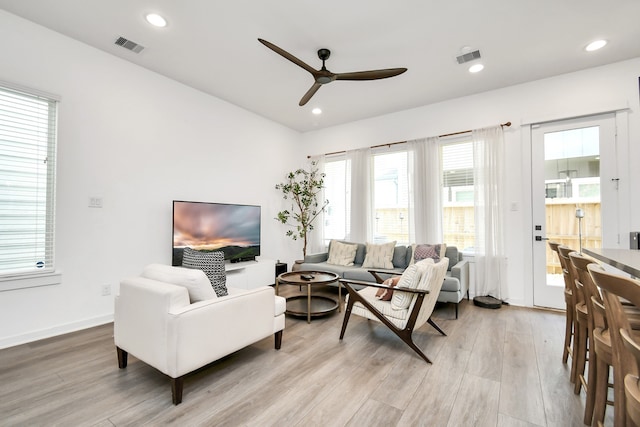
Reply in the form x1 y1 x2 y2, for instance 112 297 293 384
0 314 114 350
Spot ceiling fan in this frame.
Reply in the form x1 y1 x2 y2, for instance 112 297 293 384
258 38 408 106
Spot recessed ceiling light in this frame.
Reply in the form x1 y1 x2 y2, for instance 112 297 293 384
145 13 167 27
469 63 484 73
312 108 322 115
585 40 607 52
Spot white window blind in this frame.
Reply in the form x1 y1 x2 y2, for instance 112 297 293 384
0 85 57 277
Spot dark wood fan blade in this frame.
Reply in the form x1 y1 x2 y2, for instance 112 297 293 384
299 83 322 106
258 38 317 75
335 68 407 81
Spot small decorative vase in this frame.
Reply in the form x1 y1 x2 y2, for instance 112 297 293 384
292 260 304 271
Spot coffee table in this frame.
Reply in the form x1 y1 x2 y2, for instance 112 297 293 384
275 271 341 323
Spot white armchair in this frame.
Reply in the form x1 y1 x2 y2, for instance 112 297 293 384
114 264 285 404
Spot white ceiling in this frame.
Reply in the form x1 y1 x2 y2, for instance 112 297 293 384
1 0 639 133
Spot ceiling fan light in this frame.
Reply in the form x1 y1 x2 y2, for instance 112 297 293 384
585 40 607 52
312 108 322 115
469 63 484 73
145 13 167 27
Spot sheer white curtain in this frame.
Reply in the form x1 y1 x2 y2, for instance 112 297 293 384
348 148 372 242
472 126 507 300
409 137 442 243
308 155 326 254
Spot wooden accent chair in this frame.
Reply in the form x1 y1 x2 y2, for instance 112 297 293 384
621 328 640 427
558 245 580 383
339 258 449 363
589 264 640 427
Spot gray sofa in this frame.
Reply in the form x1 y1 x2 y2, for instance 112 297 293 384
300 241 469 318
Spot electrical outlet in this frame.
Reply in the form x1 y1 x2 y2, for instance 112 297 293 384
101 284 111 296
88 197 103 208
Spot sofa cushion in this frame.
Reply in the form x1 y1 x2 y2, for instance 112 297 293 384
409 243 447 265
392 245 409 269
362 241 396 269
182 248 228 297
326 240 358 266
141 264 217 303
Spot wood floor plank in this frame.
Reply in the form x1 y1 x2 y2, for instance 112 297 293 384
497 413 544 427
500 329 547 426
397 340 471 426
466 311 506 382
346 398 403 426
446 373 500 427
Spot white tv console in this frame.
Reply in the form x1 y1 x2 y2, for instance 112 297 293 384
225 258 275 290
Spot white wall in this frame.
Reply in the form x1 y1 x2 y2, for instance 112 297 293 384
302 58 640 306
0 11 306 348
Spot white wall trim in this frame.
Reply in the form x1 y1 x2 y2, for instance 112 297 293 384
0 314 113 350
521 101 630 126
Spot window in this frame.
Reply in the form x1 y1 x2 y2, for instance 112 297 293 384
441 140 474 251
372 150 411 245
0 84 58 280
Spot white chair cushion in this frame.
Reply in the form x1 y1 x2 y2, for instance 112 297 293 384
350 286 410 329
327 240 358 266
141 264 217 303
362 241 396 269
390 263 422 310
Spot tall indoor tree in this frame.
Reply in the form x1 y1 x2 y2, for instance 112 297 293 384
275 161 328 257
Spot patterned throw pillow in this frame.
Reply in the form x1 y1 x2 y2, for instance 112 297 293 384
375 276 400 301
362 241 396 269
390 264 422 310
415 244 440 261
181 247 228 297
410 243 446 265
327 240 358 266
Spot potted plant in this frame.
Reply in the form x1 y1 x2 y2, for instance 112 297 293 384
275 161 329 260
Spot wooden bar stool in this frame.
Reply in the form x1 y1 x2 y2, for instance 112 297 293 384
589 264 640 427
558 245 579 384
621 328 640 427
569 251 601 425
549 242 574 367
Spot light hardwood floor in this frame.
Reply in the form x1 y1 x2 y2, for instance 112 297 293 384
0 287 613 427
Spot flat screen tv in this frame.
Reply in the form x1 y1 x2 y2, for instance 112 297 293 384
172 200 261 265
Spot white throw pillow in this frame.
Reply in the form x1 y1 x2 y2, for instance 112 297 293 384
327 240 358 266
391 263 422 310
141 264 217 303
362 241 396 269
414 258 436 290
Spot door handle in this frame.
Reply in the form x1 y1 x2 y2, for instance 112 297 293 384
535 236 549 241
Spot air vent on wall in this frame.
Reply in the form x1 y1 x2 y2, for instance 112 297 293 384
456 50 481 64
115 36 145 53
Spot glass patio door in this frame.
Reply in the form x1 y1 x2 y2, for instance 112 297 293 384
531 114 616 309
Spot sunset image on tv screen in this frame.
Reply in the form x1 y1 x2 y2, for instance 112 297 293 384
172 201 260 264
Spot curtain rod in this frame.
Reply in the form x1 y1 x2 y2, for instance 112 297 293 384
308 121 511 158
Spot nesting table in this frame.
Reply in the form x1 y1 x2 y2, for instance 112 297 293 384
275 271 341 323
